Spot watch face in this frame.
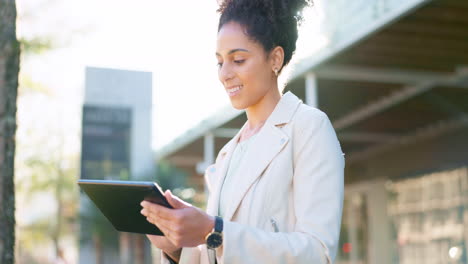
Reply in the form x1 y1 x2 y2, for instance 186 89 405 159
207 232 223 249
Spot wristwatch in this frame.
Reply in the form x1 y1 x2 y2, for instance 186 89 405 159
205 216 223 249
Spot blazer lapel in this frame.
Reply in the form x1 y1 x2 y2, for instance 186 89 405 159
205 126 244 216
223 123 289 221
208 92 302 219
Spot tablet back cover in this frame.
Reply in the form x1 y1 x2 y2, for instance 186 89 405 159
78 179 170 235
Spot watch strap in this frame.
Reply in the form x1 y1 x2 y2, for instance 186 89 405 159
214 216 223 233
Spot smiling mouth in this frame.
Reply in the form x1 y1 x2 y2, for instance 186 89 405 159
226 85 243 96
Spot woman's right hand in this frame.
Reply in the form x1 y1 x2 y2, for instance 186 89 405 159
146 234 181 262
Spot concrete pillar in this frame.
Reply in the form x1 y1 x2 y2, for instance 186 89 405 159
196 132 215 175
367 181 391 264
305 72 318 108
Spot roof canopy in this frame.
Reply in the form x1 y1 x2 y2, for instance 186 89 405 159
156 0 468 189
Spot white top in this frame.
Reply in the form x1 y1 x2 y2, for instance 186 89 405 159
218 134 257 217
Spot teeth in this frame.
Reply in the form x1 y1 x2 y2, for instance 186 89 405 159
227 85 242 93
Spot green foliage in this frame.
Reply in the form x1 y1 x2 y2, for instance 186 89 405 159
155 161 203 206
79 197 120 246
15 123 80 263
19 37 53 55
156 161 189 191
15 152 79 249
19 74 52 95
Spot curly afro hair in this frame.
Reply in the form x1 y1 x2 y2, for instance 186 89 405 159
217 0 312 73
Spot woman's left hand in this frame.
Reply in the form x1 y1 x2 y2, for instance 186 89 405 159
141 190 215 248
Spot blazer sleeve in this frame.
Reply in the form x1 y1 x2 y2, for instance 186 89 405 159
159 246 201 264
217 112 345 264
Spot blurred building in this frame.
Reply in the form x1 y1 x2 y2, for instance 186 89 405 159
80 67 153 264
155 0 468 263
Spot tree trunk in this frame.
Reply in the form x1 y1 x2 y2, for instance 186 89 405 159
53 161 65 260
0 0 20 263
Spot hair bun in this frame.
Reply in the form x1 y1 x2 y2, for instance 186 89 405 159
275 0 313 24
218 0 312 24
217 0 312 70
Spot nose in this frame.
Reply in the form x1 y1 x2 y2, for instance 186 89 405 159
218 62 234 85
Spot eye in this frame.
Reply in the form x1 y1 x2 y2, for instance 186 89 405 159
234 59 245 64
217 62 223 68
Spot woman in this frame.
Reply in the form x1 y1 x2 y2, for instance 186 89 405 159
140 0 344 263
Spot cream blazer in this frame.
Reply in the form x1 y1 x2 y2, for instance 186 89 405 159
161 92 344 264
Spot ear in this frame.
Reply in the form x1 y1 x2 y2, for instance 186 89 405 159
269 46 285 74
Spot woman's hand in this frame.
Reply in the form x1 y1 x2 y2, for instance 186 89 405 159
145 234 181 262
141 190 215 249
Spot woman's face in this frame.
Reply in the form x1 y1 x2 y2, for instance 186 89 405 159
216 21 276 110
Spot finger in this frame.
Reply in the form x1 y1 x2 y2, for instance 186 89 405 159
144 207 176 232
140 208 149 217
146 216 174 242
146 214 183 248
165 190 191 209
141 201 175 220
141 206 163 221
141 208 158 220
148 214 175 232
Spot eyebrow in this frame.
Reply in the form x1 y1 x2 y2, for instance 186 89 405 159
216 48 250 57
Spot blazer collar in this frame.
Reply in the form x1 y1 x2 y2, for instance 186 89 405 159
266 91 303 127
209 91 303 220
217 91 302 157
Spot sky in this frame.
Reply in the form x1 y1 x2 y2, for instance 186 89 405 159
16 0 327 151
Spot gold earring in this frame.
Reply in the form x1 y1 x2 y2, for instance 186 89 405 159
274 68 279 77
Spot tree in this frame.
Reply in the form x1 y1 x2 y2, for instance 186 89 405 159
14 89 81 263
0 0 20 263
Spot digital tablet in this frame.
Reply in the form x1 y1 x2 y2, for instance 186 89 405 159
78 179 173 235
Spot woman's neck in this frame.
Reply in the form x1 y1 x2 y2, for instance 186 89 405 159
245 87 281 128
238 84 282 142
